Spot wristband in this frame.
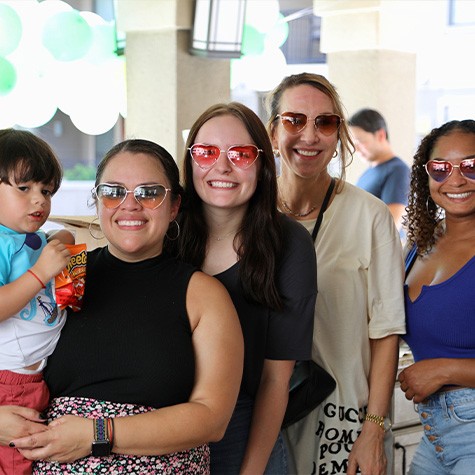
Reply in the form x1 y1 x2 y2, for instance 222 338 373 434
27 269 46 289
92 418 111 457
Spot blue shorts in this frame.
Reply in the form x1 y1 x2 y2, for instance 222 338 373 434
409 388 475 475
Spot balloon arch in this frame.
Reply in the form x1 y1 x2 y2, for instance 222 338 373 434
0 0 288 135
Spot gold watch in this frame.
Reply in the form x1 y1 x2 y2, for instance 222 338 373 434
364 413 392 432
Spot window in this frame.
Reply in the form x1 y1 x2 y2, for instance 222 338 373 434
280 9 326 64
448 0 475 26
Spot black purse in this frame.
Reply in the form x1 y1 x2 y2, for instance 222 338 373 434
282 178 337 429
282 360 336 428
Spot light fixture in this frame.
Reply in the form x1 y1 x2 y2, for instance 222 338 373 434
190 0 247 59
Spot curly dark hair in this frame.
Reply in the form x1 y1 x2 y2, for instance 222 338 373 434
405 119 475 254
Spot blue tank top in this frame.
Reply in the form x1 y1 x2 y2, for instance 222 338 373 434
403 255 475 362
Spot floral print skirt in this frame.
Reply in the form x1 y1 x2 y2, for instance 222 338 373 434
33 396 210 474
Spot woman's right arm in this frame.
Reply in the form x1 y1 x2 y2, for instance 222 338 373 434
13 272 244 462
399 358 475 402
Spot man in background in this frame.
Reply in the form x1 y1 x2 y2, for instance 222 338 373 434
349 108 410 236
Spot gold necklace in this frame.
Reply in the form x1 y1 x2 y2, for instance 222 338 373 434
210 230 235 241
280 199 318 218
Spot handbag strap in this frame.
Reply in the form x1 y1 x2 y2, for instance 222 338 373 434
405 245 418 278
311 178 335 242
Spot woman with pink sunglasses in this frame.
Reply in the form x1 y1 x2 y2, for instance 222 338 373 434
400 119 475 474
172 102 317 474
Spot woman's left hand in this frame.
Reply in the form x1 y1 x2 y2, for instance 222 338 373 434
11 415 92 463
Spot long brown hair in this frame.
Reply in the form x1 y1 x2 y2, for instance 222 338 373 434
175 102 284 310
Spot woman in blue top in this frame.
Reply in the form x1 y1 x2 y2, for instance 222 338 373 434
400 119 475 474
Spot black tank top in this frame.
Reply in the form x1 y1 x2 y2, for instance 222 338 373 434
45 248 197 408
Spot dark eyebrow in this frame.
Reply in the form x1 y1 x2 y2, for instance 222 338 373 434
431 154 475 161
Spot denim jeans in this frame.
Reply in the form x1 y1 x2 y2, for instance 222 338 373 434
210 394 288 474
409 388 475 475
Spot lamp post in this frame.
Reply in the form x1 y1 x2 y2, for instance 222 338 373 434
190 0 247 59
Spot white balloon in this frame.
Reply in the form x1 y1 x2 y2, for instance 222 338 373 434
0 94 17 128
52 60 94 115
7 48 58 128
64 59 122 135
245 0 280 33
232 46 287 92
80 11 106 27
70 107 119 136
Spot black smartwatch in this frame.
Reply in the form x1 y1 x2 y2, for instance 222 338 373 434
92 418 111 457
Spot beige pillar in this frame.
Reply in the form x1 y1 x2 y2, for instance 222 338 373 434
313 0 423 184
117 0 231 163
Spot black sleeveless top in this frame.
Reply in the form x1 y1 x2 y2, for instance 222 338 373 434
45 248 197 408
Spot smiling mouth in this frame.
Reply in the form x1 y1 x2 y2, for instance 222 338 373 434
117 220 146 226
208 181 237 188
30 212 43 218
296 149 320 157
446 192 472 199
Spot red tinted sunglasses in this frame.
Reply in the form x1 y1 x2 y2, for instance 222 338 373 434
425 158 475 182
189 144 261 170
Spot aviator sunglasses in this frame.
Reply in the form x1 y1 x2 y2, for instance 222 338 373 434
424 158 475 182
275 112 343 136
93 183 171 209
189 144 262 170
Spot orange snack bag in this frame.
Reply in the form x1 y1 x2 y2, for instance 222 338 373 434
55 244 87 312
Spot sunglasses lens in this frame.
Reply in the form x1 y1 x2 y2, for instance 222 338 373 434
280 113 307 134
426 161 452 182
135 185 168 209
315 115 341 136
190 144 220 169
227 146 259 169
96 184 126 208
461 159 475 180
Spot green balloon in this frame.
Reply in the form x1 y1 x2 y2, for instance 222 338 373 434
0 57 17 96
0 4 22 56
42 11 93 61
242 24 266 57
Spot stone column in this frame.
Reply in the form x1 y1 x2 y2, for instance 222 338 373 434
313 0 424 183
117 0 231 163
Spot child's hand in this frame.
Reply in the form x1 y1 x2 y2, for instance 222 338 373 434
0 406 46 447
31 240 72 284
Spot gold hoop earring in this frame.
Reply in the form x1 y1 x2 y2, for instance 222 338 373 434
165 220 180 241
88 217 105 240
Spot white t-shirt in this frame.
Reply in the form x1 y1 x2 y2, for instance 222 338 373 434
285 182 406 474
0 226 66 371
